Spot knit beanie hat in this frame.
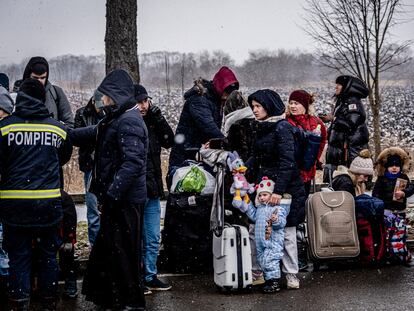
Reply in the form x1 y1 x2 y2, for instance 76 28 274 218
0 73 10 91
19 78 46 102
349 149 374 176
0 86 14 114
288 90 313 112
256 177 275 196
224 90 248 116
385 154 402 168
134 84 152 103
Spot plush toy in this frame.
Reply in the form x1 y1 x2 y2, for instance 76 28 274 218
227 151 255 212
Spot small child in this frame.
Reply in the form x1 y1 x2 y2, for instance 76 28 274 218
239 177 290 293
372 147 414 211
372 147 414 264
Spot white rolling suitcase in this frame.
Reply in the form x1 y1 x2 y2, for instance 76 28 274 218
213 224 252 291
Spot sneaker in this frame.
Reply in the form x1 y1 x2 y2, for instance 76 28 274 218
286 273 300 289
145 278 172 291
252 270 265 286
143 286 152 295
262 278 281 293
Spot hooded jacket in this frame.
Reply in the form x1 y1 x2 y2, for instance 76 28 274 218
0 86 14 115
0 91 72 227
69 69 148 204
326 76 369 167
23 56 74 127
372 147 414 211
247 89 306 227
169 78 234 168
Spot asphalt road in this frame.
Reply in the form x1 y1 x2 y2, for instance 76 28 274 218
15 263 414 311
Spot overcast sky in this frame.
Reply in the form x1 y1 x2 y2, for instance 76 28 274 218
0 0 413 66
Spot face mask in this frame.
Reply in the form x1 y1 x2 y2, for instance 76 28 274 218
93 90 104 110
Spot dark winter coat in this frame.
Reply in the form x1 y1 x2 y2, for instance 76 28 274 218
23 57 74 127
0 91 72 227
168 80 225 168
287 114 327 182
326 77 369 167
69 70 148 205
225 110 257 163
143 108 174 199
74 98 102 172
332 173 356 197
60 189 77 244
372 174 414 211
372 147 414 211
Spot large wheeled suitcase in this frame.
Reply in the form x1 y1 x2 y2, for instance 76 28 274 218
306 191 360 259
213 224 252 291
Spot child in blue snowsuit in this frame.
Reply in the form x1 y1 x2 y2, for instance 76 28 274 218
240 177 290 293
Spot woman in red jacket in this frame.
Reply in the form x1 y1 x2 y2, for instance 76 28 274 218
286 90 327 197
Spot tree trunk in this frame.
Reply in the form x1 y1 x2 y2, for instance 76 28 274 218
105 0 140 83
370 95 381 159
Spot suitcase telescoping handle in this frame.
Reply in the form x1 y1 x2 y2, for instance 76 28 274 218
212 163 226 237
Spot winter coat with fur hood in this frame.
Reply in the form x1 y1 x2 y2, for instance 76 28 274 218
169 69 238 168
372 147 414 211
326 76 369 167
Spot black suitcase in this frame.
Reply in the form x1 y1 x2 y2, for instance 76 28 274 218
160 193 213 273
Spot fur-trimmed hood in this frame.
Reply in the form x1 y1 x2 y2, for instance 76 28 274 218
333 165 350 179
375 147 410 176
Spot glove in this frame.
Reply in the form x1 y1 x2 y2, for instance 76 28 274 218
149 105 163 120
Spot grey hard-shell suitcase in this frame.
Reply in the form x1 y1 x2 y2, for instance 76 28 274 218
306 191 360 259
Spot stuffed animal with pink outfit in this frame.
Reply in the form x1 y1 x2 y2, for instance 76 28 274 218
227 151 255 212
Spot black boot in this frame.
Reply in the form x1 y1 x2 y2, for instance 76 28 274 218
262 278 281 294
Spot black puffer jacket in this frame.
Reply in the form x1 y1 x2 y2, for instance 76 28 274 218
226 117 257 163
326 76 369 167
144 108 174 199
372 174 414 211
74 98 102 172
169 80 224 168
246 90 306 227
69 70 148 204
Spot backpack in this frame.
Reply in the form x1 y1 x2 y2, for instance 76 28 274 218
290 125 322 171
354 195 386 265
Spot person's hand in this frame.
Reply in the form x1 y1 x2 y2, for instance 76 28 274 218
319 113 333 123
394 191 405 200
203 141 211 149
149 105 162 118
269 194 282 206
270 213 278 223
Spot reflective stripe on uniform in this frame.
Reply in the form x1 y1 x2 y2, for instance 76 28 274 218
0 188 61 199
0 123 66 139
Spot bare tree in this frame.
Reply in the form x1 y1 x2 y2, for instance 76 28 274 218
105 0 140 82
304 0 412 157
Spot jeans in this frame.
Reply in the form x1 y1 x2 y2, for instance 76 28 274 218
3 225 61 300
84 170 100 246
142 198 161 282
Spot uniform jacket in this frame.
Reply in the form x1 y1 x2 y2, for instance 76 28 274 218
326 77 369 167
0 91 72 227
